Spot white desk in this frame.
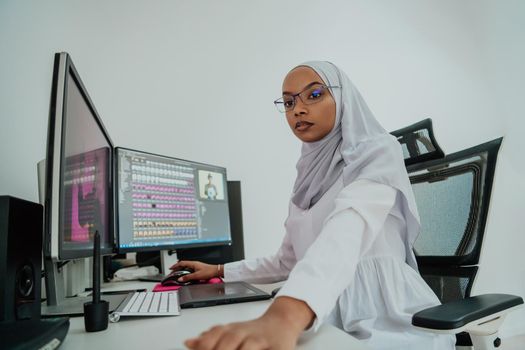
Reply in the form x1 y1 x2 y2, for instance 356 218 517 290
60 281 369 350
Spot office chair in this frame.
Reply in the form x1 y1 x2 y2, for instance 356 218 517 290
390 119 523 350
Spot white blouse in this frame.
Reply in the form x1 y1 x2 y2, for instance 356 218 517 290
224 177 455 350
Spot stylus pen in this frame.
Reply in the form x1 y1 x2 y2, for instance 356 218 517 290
93 231 100 304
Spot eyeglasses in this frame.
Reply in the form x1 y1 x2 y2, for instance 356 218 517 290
274 83 341 113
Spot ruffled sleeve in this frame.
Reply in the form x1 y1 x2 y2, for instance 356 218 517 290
276 179 397 331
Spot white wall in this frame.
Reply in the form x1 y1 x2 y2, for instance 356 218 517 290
1 0 524 337
466 0 525 337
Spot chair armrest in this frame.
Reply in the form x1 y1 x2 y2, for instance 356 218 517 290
412 293 523 331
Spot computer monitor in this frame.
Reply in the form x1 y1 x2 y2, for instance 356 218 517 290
114 147 233 274
41 52 124 316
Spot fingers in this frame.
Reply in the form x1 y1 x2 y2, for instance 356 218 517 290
214 332 245 350
178 272 200 282
171 261 216 282
185 331 269 350
170 260 195 271
185 325 226 350
178 268 212 282
184 319 284 350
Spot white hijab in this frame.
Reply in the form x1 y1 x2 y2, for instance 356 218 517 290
291 61 421 269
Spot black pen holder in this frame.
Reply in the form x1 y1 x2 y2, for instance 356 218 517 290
84 300 109 332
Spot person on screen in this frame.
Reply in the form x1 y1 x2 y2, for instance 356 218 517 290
171 62 455 350
204 173 218 200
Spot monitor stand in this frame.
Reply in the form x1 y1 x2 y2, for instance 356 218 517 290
41 257 127 317
137 250 178 282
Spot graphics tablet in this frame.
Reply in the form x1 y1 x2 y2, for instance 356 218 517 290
178 281 271 308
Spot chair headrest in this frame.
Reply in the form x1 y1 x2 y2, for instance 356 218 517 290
391 118 445 166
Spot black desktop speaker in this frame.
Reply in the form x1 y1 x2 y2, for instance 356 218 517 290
177 181 246 264
0 196 43 323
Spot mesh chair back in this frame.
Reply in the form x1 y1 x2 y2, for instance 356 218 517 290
409 139 501 266
410 140 501 302
392 120 502 303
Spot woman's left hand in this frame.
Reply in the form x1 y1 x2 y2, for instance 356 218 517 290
185 296 314 350
185 316 299 350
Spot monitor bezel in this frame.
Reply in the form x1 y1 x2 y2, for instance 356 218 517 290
114 146 233 253
44 52 115 261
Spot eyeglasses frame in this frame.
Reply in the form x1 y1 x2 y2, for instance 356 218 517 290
273 83 341 113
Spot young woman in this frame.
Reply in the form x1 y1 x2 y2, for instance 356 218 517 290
172 61 456 350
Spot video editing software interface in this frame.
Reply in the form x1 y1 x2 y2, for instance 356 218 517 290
62 148 109 249
116 148 232 251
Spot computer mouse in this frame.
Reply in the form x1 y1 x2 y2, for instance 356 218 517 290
161 269 195 286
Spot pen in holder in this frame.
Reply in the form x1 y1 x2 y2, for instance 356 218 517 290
84 231 109 332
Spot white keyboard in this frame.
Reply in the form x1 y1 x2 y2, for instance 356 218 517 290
109 291 180 322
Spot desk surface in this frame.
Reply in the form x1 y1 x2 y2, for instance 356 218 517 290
60 281 368 350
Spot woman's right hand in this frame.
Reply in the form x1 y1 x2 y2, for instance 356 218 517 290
169 260 221 282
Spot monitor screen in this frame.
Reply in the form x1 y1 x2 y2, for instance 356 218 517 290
115 147 232 252
44 52 114 261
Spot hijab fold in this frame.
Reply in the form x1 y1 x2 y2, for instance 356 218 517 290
291 61 421 270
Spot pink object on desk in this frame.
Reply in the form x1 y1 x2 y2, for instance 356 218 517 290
152 284 181 292
206 277 223 284
152 277 223 292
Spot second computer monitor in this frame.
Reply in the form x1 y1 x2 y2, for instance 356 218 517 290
45 52 114 261
115 147 232 252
